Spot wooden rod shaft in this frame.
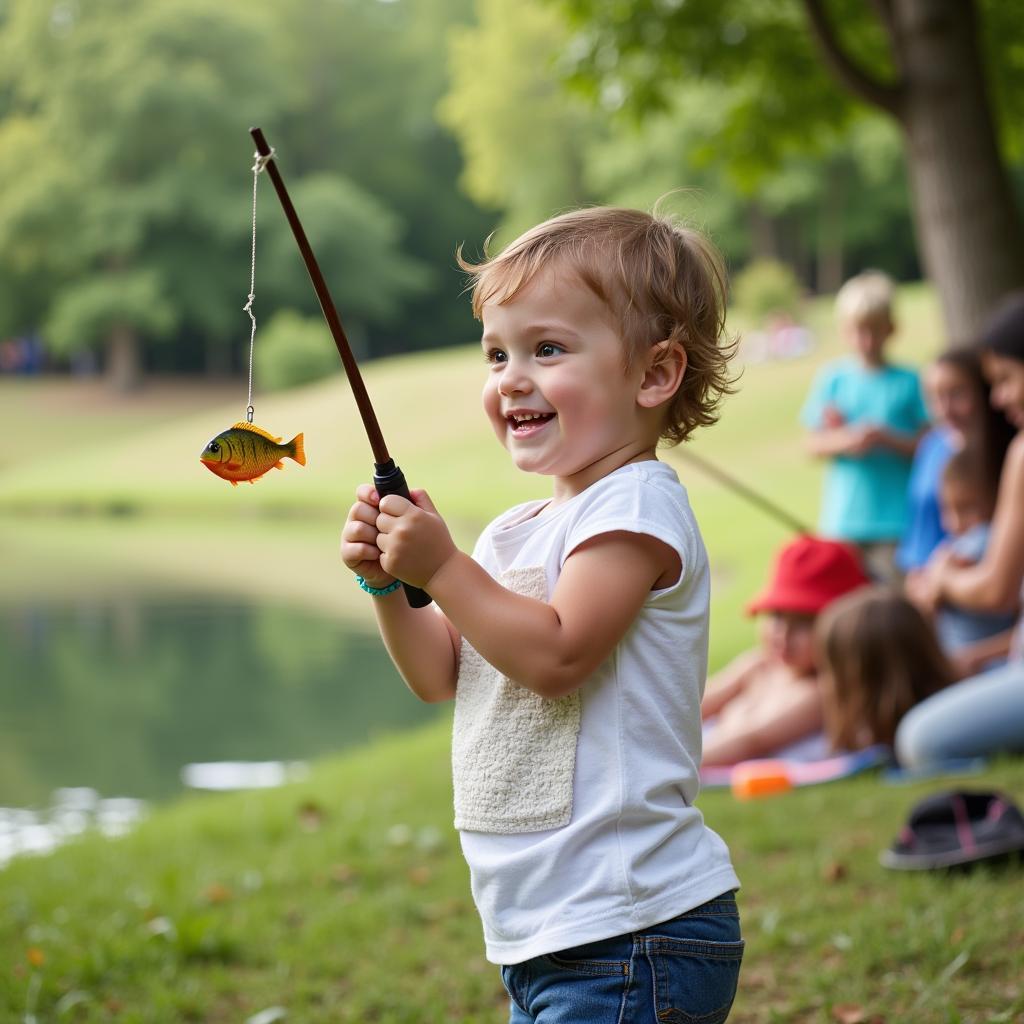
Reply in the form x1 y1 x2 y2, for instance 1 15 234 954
249 126 390 466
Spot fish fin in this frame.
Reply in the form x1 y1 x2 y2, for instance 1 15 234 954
273 460 285 470
289 433 306 466
230 479 239 488
232 421 284 444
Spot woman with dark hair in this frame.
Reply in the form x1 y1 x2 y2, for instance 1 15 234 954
897 349 1015 572
900 293 1024 767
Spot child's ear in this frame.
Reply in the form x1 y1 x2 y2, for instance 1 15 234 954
637 339 687 409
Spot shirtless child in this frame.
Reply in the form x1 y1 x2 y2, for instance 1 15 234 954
702 536 869 766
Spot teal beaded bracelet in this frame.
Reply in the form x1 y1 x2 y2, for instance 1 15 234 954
355 575 403 597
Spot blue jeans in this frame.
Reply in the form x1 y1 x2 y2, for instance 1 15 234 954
501 892 743 1024
895 660 1024 768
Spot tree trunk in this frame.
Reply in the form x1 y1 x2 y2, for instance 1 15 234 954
893 0 1024 345
748 202 779 262
106 324 143 392
802 0 1024 344
816 160 845 295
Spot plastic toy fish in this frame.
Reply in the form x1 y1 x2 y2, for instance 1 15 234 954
200 421 306 486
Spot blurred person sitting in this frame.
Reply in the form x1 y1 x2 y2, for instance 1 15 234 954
927 447 1019 673
701 535 869 767
816 586 956 753
897 350 1015 573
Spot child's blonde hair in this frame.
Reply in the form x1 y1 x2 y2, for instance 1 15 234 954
835 270 895 327
458 206 738 445
816 586 954 750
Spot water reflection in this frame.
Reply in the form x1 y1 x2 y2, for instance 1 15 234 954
0 594 438 808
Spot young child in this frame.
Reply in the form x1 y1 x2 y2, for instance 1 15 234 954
801 271 930 583
341 207 744 1022
702 535 869 767
931 448 1018 668
816 586 955 752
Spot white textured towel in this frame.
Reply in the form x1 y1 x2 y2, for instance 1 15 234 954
452 566 581 833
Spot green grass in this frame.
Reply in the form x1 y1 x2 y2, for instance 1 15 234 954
5 283 1019 1022
1 721 1022 1023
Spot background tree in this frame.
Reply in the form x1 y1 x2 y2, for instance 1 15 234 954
558 0 1024 344
442 0 920 293
0 0 491 387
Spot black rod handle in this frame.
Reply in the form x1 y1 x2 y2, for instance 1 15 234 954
373 461 433 609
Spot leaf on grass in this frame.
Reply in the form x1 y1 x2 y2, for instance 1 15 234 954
408 865 433 886
331 863 358 885
297 801 326 832
204 883 233 905
823 860 848 883
832 1004 867 1024
26 947 44 968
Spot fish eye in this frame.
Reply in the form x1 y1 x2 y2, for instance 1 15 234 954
207 441 220 454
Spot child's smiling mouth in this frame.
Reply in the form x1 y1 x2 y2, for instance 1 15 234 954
507 411 556 435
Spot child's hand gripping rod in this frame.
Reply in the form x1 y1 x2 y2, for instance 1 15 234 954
250 126 432 608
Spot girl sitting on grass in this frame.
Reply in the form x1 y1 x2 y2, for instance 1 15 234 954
816 586 956 753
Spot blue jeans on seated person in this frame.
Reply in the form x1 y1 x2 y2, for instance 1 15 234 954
500 891 743 1024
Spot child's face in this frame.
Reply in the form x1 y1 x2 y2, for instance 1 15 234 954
843 316 892 366
480 264 650 494
983 351 1024 429
939 477 990 536
759 612 817 677
925 362 980 438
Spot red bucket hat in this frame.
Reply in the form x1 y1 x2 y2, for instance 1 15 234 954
746 535 869 616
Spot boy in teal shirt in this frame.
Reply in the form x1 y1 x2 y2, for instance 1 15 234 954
802 271 930 582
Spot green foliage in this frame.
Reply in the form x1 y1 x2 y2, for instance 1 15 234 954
261 175 432 329
0 0 491 377
252 310 341 392
440 0 922 287
732 259 803 321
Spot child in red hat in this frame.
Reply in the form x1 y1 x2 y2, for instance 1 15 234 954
702 536 870 766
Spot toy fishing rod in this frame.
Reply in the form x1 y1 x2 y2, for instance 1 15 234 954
250 126 431 609
675 447 812 536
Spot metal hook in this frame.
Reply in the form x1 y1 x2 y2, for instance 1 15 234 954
246 405 255 423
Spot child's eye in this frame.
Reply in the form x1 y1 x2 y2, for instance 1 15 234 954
484 348 507 364
537 342 563 358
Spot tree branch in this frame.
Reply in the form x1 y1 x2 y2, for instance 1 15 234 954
800 0 904 119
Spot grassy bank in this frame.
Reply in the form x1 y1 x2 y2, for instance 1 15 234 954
7 283 1021 1022
2 720 1022 1023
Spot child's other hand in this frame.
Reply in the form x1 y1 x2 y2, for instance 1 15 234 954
341 484 395 589
375 489 457 589
846 423 884 455
905 562 943 613
822 404 845 429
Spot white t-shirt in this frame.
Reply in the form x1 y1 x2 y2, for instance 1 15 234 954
452 460 740 965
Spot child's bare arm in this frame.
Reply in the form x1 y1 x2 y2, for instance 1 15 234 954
951 629 1015 679
807 424 923 460
341 485 459 703
866 426 925 458
804 425 873 458
374 492 675 699
701 650 765 720
701 686 823 767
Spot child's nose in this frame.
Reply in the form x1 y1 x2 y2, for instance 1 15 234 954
498 359 534 396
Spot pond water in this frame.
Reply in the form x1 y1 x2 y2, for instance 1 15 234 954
0 592 439 810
